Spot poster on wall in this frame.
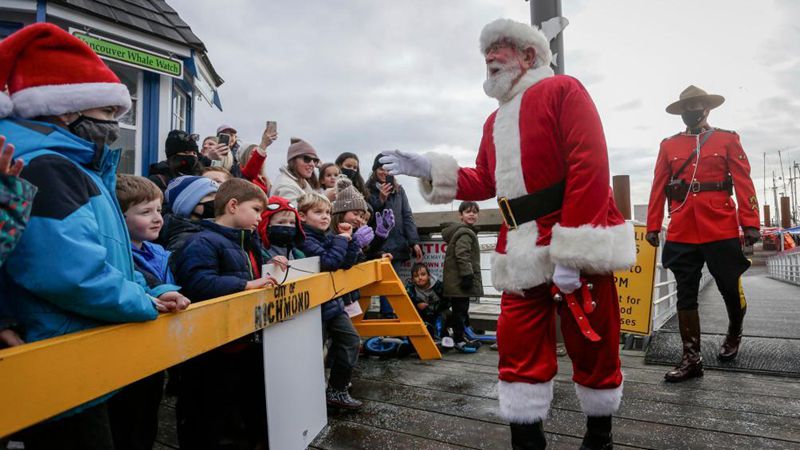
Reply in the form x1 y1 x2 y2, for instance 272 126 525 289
394 241 448 283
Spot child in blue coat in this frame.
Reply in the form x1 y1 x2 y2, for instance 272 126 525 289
112 174 190 450
297 192 363 410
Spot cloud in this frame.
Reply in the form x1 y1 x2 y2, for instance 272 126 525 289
171 0 799 219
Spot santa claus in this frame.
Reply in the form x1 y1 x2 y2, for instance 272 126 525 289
381 18 635 450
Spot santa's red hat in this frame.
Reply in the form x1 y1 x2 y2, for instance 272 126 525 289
480 18 552 69
0 23 131 119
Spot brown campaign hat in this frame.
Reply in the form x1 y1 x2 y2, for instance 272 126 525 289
665 85 725 115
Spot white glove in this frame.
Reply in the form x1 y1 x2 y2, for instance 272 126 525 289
379 149 432 179
552 264 581 294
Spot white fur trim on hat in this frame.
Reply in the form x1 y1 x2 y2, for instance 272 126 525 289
491 221 554 292
11 82 132 119
549 221 636 273
0 92 12 119
480 18 552 69
418 151 459 204
574 380 623 417
498 379 554 423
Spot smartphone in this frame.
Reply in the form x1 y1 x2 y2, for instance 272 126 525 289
210 160 223 167
385 174 395 186
217 132 231 146
265 121 277 134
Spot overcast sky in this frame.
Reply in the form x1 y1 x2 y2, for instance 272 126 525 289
172 0 800 221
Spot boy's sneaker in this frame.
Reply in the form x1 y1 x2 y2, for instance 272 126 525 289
455 342 478 354
441 336 455 348
326 387 363 410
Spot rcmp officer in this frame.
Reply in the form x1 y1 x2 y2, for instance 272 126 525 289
646 85 760 382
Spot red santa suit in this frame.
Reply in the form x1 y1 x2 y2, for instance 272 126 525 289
420 65 635 422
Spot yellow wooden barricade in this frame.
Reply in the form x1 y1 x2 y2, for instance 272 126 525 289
0 259 440 438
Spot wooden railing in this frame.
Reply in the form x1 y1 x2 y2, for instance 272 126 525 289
0 259 439 438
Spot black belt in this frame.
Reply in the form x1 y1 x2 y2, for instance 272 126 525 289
498 180 565 230
690 180 731 193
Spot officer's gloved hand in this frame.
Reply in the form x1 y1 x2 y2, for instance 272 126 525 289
379 150 432 179
743 227 761 246
552 264 581 294
645 231 660 248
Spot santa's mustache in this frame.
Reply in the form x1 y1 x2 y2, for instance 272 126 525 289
486 61 516 77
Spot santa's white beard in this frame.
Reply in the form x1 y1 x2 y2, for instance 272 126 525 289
483 61 523 100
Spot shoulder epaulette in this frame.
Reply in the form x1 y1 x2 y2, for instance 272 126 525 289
712 127 737 135
662 132 681 142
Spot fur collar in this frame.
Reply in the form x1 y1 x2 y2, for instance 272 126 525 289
498 65 555 104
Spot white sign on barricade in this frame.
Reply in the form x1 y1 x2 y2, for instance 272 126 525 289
261 257 326 450
395 240 448 282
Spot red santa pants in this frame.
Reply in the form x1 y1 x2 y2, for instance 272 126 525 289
496 273 623 423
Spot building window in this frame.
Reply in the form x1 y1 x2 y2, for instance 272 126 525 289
108 62 139 175
172 86 189 132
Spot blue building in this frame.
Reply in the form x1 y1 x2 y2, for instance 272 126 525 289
0 0 223 175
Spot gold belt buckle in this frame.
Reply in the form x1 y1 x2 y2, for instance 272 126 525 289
498 197 518 230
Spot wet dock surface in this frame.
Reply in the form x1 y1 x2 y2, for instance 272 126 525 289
646 265 800 376
154 346 800 449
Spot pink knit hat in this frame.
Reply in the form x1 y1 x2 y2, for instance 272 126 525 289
286 137 318 162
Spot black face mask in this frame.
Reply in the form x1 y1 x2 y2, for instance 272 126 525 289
199 200 215 219
340 167 358 181
68 115 120 147
173 155 198 172
681 109 706 129
268 225 297 247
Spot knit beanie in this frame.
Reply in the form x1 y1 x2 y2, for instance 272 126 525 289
165 175 219 218
332 177 369 214
372 152 385 172
286 137 318 162
165 130 199 158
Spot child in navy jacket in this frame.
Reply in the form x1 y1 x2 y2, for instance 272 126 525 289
172 179 273 449
297 192 363 410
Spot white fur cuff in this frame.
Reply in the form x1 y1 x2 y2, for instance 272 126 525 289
0 92 13 119
549 221 636 273
498 379 554 423
418 151 459 204
574 381 623 417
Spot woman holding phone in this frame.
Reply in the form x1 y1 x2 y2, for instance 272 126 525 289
367 153 422 317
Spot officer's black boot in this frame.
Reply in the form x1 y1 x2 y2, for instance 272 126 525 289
509 421 547 450
719 305 746 361
579 415 613 450
664 309 703 382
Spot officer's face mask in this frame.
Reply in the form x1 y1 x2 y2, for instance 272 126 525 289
197 200 215 219
173 154 198 172
681 109 706 129
68 115 120 147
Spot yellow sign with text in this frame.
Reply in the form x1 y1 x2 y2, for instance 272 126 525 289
613 225 657 335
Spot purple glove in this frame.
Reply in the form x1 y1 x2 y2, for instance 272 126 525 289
375 210 395 239
353 225 375 248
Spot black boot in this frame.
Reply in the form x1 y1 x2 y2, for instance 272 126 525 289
579 416 613 449
510 421 547 450
664 309 703 382
719 305 746 361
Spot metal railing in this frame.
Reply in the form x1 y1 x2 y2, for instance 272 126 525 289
767 247 800 285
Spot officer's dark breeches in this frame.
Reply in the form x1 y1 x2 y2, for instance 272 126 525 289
662 238 750 312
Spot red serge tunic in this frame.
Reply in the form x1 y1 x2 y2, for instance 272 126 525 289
646 129 760 244
419 67 635 293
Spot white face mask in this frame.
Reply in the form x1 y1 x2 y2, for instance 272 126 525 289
483 60 524 100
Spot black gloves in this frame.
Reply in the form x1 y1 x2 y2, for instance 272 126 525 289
645 231 660 248
743 227 761 246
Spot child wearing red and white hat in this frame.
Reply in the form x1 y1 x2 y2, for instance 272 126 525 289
0 23 184 449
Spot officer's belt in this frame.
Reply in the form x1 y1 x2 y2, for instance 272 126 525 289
497 180 565 230
689 179 732 193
